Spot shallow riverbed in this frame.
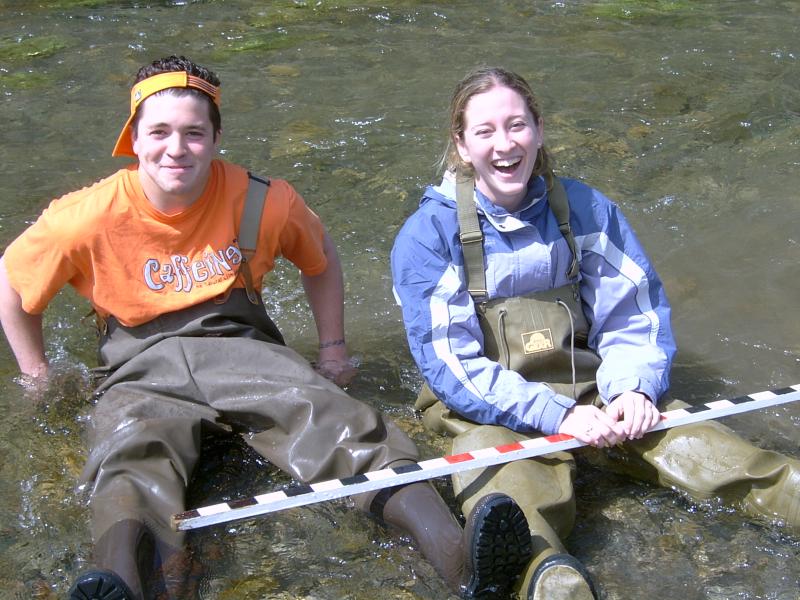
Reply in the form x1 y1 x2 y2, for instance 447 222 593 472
0 1 797 598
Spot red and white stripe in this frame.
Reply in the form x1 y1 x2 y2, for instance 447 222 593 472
172 384 800 531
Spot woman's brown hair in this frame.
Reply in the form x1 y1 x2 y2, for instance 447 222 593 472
441 66 552 180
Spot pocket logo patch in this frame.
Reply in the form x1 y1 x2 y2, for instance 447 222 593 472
522 329 554 354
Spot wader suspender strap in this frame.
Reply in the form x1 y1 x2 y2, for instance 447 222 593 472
455 171 580 300
217 173 270 305
456 175 487 299
239 173 270 304
543 171 580 281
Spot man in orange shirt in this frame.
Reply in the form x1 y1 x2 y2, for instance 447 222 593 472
0 56 532 600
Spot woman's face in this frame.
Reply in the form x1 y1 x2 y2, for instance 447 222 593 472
455 85 543 211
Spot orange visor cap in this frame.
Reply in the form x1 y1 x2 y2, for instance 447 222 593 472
112 71 221 158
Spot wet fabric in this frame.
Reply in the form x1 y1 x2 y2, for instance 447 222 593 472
81 292 419 547
421 395 800 579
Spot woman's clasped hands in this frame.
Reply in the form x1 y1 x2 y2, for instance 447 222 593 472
558 391 661 448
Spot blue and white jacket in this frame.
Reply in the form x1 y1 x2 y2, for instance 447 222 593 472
390 173 676 435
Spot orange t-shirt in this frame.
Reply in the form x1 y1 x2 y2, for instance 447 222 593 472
3 160 327 326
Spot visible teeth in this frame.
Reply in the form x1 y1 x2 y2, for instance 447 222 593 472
493 158 521 167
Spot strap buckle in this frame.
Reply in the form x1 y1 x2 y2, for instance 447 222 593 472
459 230 484 245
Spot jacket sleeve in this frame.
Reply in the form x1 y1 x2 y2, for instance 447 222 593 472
390 208 576 435
571 182 676 405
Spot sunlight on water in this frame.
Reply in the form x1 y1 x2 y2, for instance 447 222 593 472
0 0 797 598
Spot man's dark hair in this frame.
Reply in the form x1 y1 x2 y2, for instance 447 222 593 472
132 55 222 135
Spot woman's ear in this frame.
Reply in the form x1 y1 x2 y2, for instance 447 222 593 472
455 135 472 164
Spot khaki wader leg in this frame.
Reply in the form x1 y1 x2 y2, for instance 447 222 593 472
423 401 577 593
423 395 800 595
179 336 420 489
87 335 468 596
594 397 800 530
179 337 475 592
83 381 213 599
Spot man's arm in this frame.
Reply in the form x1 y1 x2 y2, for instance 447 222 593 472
300 230 356 386
0 257 48 377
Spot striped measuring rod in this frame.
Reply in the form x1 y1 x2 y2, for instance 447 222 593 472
172 384 800 531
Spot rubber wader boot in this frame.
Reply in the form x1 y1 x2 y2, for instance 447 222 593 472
460 493 534 598
151 539 204 600
621 414 800 530
70 519 151 600
522 553 597 600
581 398 800 531
69 570 135 600
379 482 532 598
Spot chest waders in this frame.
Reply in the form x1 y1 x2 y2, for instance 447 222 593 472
92 174 282 377
415 171 602 433
78 174 530 599
413 175 800 599
459 171 601 405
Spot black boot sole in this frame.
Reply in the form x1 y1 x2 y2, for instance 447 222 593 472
68 569 134 600
463 493 533 599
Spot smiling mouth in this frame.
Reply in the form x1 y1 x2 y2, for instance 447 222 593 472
492 157 521 174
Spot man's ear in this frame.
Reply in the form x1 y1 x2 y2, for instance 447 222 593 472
536 117 544 147
130 126 139 155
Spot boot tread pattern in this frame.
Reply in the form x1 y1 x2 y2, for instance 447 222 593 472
465 494 533 599
68 570 133 600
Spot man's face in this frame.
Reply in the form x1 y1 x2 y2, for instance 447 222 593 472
132 91 219 213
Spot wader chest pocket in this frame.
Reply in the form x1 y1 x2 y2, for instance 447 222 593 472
476 285 599 392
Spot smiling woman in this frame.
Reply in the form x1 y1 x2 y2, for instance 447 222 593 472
454 85 543 211
390 65 800 600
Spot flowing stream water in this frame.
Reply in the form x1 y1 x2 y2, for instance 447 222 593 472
0 1 798 598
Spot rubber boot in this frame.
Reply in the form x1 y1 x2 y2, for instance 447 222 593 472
379 482 531 598
150 539 204 600
522 553 597 600
460 493 533 598
81 519 153 600
69 570 135 600
379 481 465 590
511 519 595 600
593 400 800 530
